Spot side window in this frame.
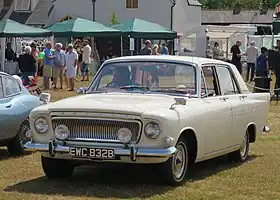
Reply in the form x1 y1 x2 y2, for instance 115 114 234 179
2 76 21 97
215 66 239 95
0 77 3 98
201 66 219 97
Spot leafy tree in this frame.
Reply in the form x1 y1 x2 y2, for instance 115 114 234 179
200 0 278 9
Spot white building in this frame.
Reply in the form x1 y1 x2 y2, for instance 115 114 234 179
45 0 202 34
0 0 202 35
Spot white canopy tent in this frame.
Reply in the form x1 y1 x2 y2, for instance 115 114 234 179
179 25 258 58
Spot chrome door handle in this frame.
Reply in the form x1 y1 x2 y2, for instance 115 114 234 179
240 95 247 99
5 104 11 108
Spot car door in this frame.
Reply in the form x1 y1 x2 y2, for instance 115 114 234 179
201 65 233 155
215 65 247 147
0 75 21 140
0 75 13 139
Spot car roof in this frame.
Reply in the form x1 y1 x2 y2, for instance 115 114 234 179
106 55 232 68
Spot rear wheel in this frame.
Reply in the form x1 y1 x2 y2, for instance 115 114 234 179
229 130 250 162
42 156 75 179
7 120 30 156
162 137 189 186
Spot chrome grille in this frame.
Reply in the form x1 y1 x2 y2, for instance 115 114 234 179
51 118 141 142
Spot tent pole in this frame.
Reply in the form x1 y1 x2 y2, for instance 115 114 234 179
226 38 229 59
120 36 123 56
1 38 5 72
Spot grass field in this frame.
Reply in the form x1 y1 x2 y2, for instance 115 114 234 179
0 78 280 200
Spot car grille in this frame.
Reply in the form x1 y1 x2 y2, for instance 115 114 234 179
51 118 141 142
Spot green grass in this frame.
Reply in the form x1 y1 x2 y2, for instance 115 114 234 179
0 77 280 200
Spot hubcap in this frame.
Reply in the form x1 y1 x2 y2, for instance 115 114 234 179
172 143 187 180
19 121 30 147
240 133 248 158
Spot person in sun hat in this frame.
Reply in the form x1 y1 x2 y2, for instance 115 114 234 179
140 40 152 55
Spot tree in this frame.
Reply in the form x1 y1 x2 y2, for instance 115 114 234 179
109 12 119 25
200 0 278 9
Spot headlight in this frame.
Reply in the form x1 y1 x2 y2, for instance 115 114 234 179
55 125 70 140
117 128 132 144
144 122 160 139
34 117 49 133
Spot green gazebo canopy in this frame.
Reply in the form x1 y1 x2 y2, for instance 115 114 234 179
111 18 177 39
45 17 121 37
0 19 52 37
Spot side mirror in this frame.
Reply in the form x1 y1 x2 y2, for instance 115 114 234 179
263 125 270 133
77 87 88 94
39 93 51 104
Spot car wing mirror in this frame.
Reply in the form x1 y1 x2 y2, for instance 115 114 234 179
169 97 187 110
77 87 88 95
39 93 51 104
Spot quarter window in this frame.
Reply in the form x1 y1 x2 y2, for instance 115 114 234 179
215 66 239 95
2 76 21 97
201 66 219 97
126 0 138 8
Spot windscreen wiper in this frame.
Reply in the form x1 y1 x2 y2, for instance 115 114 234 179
119 85 150 91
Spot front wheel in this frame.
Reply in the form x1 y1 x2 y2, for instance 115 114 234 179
162 138 189 186
42 156 75 179
229 130 250 162
7 120 30 156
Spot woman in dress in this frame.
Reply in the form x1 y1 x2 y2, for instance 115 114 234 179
75 39 83 78
65 44 78 91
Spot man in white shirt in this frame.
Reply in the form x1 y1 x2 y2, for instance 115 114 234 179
65 44 78 91
81 40 91 81
244 41 259 82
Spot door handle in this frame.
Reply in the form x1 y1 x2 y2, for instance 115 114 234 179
220 97 229 101
240 95 247 100
5 104 11 108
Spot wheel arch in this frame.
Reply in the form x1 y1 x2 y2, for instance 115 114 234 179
246 122 257 143
178 127 198 163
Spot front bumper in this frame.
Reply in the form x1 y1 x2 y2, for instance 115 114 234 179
24 141 177 164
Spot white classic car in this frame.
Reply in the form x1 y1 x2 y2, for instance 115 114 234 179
24 55 270 185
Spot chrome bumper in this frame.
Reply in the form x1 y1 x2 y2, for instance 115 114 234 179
24 141 177 164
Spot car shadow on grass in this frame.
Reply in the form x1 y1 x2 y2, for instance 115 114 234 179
4 154 260 199
0 148 32 161
187 154 259 182
0 148 10 161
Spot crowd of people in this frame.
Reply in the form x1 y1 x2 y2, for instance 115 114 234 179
17 39 96 91
212 40 273 82
12 36 280 93
139 40 170 55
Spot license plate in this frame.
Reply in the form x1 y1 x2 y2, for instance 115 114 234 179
69 147 115 159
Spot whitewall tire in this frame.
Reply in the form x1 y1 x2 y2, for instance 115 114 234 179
163 137 189 186
229 131 250 162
